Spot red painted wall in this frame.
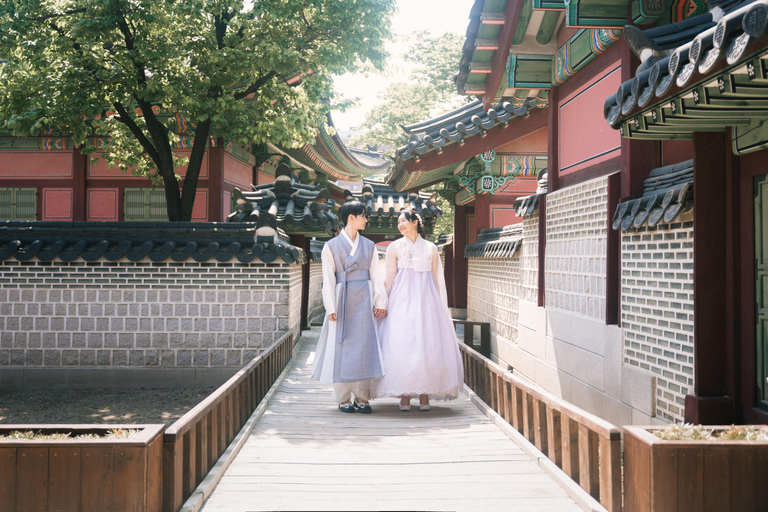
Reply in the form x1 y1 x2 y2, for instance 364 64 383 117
223 154 253 188
88 151 209 178
87 189 119 220
662 139 695 167
495 127 548 154
0 152 73 178
42 188 73 220
559 65 622 177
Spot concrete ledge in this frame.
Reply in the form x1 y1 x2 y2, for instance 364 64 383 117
465 384 607 512
1 367 240 390
621 365 656 417
179 337 304 512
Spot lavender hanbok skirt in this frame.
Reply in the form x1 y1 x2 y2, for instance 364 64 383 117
374 268 464 401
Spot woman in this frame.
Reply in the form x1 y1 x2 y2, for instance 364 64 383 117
374 208 464 411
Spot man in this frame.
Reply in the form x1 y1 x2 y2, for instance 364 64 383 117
310 200 387 413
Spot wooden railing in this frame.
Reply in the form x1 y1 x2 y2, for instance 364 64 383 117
460 343 622 512
162 331 295 512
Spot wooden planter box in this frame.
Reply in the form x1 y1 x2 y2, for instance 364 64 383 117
0 424 164 512
623 425 768 512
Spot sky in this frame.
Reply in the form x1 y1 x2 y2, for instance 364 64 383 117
331 0 474 133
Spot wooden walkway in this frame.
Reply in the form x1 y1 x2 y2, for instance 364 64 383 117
199 328 586 512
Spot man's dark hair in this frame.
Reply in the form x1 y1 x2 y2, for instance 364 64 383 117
339 200 366 226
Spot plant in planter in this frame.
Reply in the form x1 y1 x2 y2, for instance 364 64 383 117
623 424 768 512
0 424 164 512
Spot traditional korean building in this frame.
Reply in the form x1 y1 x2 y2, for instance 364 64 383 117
388 0 768 426
0 113 384 223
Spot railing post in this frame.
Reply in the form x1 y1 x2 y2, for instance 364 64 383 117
599 434 623 512
162 436 183 512
533 398 548 454
546 407 562 468
578 424 599 499
562 416 580 482
182 428 196 500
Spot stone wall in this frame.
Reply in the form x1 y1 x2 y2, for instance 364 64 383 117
0 256 303 389
545 177 608 321
467 257 520 360
520 212 539 304
621 217 694 423
307 261 325 325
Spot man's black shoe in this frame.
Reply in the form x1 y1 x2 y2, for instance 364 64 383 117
338 402 356 413
354 401 372 414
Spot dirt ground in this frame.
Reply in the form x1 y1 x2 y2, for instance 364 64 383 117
0 387 216 426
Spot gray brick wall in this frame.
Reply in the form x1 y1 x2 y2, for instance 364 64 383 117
468 256 520 351
545 177 608 321
308 261 324 324
0 257 302 370
621 219 694 423
521 213 539 304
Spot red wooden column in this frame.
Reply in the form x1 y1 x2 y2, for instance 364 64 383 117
72 145 88 221
685 131 734 424
475 193 492 232
207 140 225 222
452 204 469 309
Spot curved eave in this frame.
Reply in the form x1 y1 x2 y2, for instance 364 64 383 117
605 0 768 139
388 102 548 192
320 113 391 175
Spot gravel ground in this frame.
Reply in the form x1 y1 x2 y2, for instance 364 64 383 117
0 387 216 426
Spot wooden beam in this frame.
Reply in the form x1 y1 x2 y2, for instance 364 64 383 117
469 62 493 74
481 12 506 24
483 0 526 111
475 38 499 51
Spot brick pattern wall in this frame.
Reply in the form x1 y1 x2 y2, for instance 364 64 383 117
288 265 302 336
0 258 302 369
468 256 520 346
621 219 694 423
307 262 324 324
545 177 608 321
520 212 539 304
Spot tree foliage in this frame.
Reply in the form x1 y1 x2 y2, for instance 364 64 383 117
0 0 395 220
352 31 469 153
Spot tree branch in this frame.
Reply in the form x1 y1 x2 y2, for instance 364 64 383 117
112 101 161 165
233 70 278 101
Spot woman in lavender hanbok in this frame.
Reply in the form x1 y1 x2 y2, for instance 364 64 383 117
374 208 464 411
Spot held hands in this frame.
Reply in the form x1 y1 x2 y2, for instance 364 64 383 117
328 309 387 321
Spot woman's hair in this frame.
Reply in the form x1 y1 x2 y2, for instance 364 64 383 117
399 208 425 237
339 200 366 226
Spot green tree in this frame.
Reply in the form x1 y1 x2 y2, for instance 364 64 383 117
0 0 395 220
352 31 469 152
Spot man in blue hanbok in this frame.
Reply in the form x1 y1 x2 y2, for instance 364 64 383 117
310 200 387 413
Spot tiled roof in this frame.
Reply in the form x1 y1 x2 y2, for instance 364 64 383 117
464 224 523 258
605 0 768 130
341 179 443 236
308 239 325 262
395 100 540 162
611 159 693 231
513 170 548 218
345 179 443 221
0 221 305 264
227 163 340 234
